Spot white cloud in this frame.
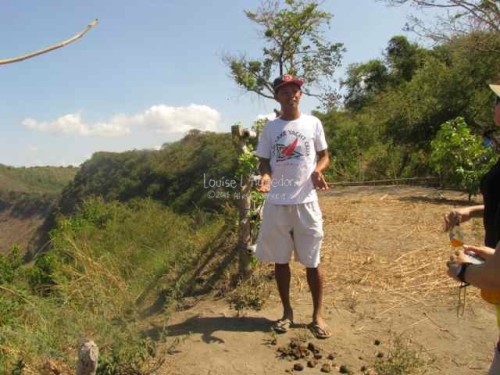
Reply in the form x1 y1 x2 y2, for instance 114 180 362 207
22 113 129 137
21 104 222 137
132 104 221 134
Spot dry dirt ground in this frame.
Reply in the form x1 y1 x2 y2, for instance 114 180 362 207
153 186 498 375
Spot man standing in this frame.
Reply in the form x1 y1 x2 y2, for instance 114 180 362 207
255 74 331 339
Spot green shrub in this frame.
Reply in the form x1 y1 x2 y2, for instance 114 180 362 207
0 246 23 284
430 117 496 197
373 334 434 375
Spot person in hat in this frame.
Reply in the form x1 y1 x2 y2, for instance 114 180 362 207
255 74 331 339
446 83 500 374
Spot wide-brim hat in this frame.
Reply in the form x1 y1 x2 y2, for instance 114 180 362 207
489 84 500 97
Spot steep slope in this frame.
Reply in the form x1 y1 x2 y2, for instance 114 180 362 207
0 165 77 254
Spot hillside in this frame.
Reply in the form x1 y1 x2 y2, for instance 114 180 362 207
0 129 238 255
0 131 244 373
0 165 77 254
0 164 77 194
58 130 238 215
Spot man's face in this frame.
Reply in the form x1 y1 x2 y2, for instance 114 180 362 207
274 84 302 109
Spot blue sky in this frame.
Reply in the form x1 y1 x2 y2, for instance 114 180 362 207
0 0 436 167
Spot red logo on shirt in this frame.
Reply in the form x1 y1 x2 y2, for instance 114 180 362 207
276 137 303 161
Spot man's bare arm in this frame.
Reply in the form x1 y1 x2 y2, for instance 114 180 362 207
258 157 272 192
311 149 329 190
462 246 500 289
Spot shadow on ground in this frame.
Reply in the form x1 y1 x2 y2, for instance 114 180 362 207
144 315 274 344
398 195 479 206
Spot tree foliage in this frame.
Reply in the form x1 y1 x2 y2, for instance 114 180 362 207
342 59 390 111
326 30 499 182
385 35 425 83
430 117 496 196
342 35 428 111
224 0 345 107
59 131 239 215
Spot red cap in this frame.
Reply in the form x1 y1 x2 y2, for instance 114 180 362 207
273 74 304 93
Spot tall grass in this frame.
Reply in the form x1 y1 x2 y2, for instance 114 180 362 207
0 197 234 374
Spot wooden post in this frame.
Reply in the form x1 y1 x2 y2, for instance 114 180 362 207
76 340 98 375
231 125 256 277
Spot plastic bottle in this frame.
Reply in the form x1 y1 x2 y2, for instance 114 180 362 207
449 226 464 247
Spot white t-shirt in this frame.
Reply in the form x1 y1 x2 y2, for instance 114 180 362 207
256 114 328 205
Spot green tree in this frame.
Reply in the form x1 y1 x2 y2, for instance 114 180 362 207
327 29 498 181
342 36 426 113
384 36 424 83
430 117 496 197
224 0 345 107
358 30 499 177
342 59 389 111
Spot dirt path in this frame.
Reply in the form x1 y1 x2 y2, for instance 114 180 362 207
155 186 499 375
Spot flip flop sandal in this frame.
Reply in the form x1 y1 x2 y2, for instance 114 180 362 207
308 323 332 339
272 318 292 333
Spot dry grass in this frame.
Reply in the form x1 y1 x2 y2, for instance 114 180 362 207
290 185 485 311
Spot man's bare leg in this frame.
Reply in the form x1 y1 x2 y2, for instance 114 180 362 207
307 266 331 338
275 263 293 322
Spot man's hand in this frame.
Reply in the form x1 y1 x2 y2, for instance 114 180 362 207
463 245 496 261
446 249 471 281
258 174 271 193
311 171 329 190
443 208 471 231
443 205 484 231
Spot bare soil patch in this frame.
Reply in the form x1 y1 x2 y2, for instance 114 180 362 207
156 186 498 374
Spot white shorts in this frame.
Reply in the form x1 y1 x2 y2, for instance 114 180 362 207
255 201 324 268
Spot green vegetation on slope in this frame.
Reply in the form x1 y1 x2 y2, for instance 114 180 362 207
0 164 77 221
0 130 245 373
0 197 238 374
0 164 77 195
59 130 238 215
0 165 78 256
